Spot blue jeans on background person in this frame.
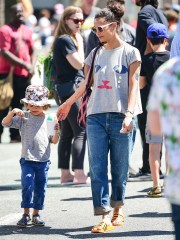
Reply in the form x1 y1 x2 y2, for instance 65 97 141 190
20 158 51 210
86 113 134 215
171 204 180 240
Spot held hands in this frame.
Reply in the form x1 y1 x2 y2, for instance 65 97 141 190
51 122 60 144
120 116 133 134
54 122 60 133
57 102 71 121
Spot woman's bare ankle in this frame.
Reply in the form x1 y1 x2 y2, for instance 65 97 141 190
102 213 111 224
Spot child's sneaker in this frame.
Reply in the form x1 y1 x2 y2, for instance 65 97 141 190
17 213 31 227
31 214 45 226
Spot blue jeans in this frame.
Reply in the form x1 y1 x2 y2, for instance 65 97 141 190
86 113 133 215
171 204 180 240
20 158 51 210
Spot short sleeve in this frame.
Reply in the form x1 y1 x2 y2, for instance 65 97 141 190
0 26 11 50
2 115 22 129
84 48 95 66
55 35 77 57
129 46 141 65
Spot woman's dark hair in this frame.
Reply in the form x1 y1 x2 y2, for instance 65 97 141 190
95 5 124 30
140 0 158 8
106 0 125 6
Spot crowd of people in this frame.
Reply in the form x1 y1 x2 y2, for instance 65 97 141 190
0 0 180 238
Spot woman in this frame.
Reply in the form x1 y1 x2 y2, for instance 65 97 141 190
57 5 142 232
52 6 88 184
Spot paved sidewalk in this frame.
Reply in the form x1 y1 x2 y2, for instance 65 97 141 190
0 101 175 240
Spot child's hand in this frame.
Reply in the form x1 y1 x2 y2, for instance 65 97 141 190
52 122 60 144
54 122 60 131
12 108 24 117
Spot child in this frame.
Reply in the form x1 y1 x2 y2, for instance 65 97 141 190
2 85 59 227
140 23 170 197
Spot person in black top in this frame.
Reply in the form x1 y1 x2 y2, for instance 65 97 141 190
140 23 169 196
135 0 168 56
52 6 88 184
133 0 168 178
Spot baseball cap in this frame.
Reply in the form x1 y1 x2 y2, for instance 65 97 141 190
147 23 168 39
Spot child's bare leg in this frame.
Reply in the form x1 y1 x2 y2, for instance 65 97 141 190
24 208 30 215
149 143 162 188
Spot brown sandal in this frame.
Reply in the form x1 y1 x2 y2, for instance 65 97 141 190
91 221 114 233
111 213 124 226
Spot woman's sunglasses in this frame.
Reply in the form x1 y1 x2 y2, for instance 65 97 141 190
92 22 114 33
69 18 84 24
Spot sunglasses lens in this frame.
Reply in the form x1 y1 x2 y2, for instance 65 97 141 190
74 19 79 24
98 26 103 32
73 19 84 24
92 26 103 33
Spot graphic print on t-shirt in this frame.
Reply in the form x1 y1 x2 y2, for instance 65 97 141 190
113 65 128 74
98 80 112 89
97 64 128 90
95 64 101 73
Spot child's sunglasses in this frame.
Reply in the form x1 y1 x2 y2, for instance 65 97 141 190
69 18 84 24
92 22 114 33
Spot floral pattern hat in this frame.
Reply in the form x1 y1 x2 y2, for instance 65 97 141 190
20 85 50 107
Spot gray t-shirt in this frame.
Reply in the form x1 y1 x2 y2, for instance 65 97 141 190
85 43 142 116
2 112 51 162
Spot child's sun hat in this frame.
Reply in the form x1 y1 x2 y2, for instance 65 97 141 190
20 85 50 107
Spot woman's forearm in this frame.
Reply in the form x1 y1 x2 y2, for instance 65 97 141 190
127 85 138 114
66 80 86 106
127 62 141 115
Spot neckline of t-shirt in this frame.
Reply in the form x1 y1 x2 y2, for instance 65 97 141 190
103 43 125 52
28 112 45 118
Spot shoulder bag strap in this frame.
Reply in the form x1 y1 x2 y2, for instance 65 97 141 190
86 44 101 89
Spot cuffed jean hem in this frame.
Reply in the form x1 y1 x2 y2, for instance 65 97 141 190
94 206 113 216
21 203 34 209
33 205 44 210
21 204 44 210
110 199 124 208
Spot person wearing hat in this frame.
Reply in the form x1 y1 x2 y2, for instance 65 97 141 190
140 23 170 197
134 0 168 180
2 85 59 227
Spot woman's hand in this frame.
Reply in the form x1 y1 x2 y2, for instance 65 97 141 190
57 101 71 121
120 116 133 134
74 32 83 45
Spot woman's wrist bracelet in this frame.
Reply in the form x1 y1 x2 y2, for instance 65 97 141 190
126 110 134 115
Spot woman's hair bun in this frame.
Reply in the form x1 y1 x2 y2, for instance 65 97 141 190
107 3 124 21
